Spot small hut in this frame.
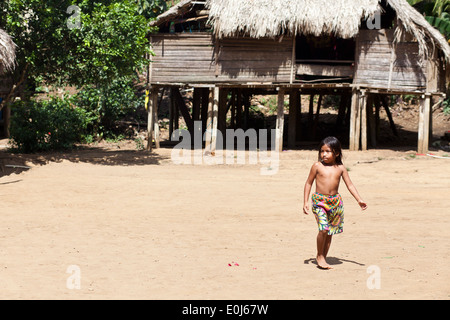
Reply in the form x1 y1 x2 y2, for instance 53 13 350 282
0 28 16 137
0 28 16 75
146 0 450 153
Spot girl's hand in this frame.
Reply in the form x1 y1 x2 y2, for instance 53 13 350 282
303 204 310 215
358 200 368 211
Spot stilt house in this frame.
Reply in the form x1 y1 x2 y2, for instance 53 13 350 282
146 0 450 153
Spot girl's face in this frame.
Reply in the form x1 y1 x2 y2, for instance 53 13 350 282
320 144 338 164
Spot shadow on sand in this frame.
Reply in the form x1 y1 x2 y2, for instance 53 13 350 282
304 257 366 270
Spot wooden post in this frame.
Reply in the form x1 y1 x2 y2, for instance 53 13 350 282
204 87 219 155
360 91 367 151
418 93 431 154
288 89 299 149
211 86 219 154
349 88 359 151
153 91 160 149
146 88 157 152
276 88 285 153
354 90 363 151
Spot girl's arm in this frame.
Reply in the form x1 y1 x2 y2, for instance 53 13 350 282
303 163 318 214
341 166 368 211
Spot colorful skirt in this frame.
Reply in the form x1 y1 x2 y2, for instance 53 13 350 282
311 192 344 235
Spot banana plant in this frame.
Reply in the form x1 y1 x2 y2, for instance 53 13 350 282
407 0 450 38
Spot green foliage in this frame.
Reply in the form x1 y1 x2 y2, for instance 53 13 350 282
443 97 450 114
9 98 94 153
407 0 450 38
426 12 450 37
0 0 153 109
67 0 153 87
135 0 169 19
73 77 143 139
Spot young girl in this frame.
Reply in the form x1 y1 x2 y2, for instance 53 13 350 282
303 136 367 270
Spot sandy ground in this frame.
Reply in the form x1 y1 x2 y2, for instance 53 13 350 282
0 140 449 300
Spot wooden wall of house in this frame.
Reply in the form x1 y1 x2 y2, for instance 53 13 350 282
149 32 293 84
354 29 428 91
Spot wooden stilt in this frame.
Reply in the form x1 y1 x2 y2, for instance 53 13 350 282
211 87 219 154
146 88 157 152
169 88 175 139
418 94 431 154
204 87 219 155
276 88 285 153
360 91 367 151
349 88 359 151
153 90 160 149
355 91 363 151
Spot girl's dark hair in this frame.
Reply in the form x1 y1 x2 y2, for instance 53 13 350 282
318 136 343 165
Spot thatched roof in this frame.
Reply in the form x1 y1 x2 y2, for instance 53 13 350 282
151 0 450 61
207 0 381 39
0 28 16 74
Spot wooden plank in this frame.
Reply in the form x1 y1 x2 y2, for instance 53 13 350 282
356 70 427 81
218 51 291 61
356 64 427 72
358 29 395 42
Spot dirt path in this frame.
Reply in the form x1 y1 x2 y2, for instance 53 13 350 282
0 142 449 299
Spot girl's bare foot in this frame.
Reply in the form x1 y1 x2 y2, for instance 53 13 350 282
316 255 333 270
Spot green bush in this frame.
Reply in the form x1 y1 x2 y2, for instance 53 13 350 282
9 97 94 153
74 77 143 139
443 97 450 115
